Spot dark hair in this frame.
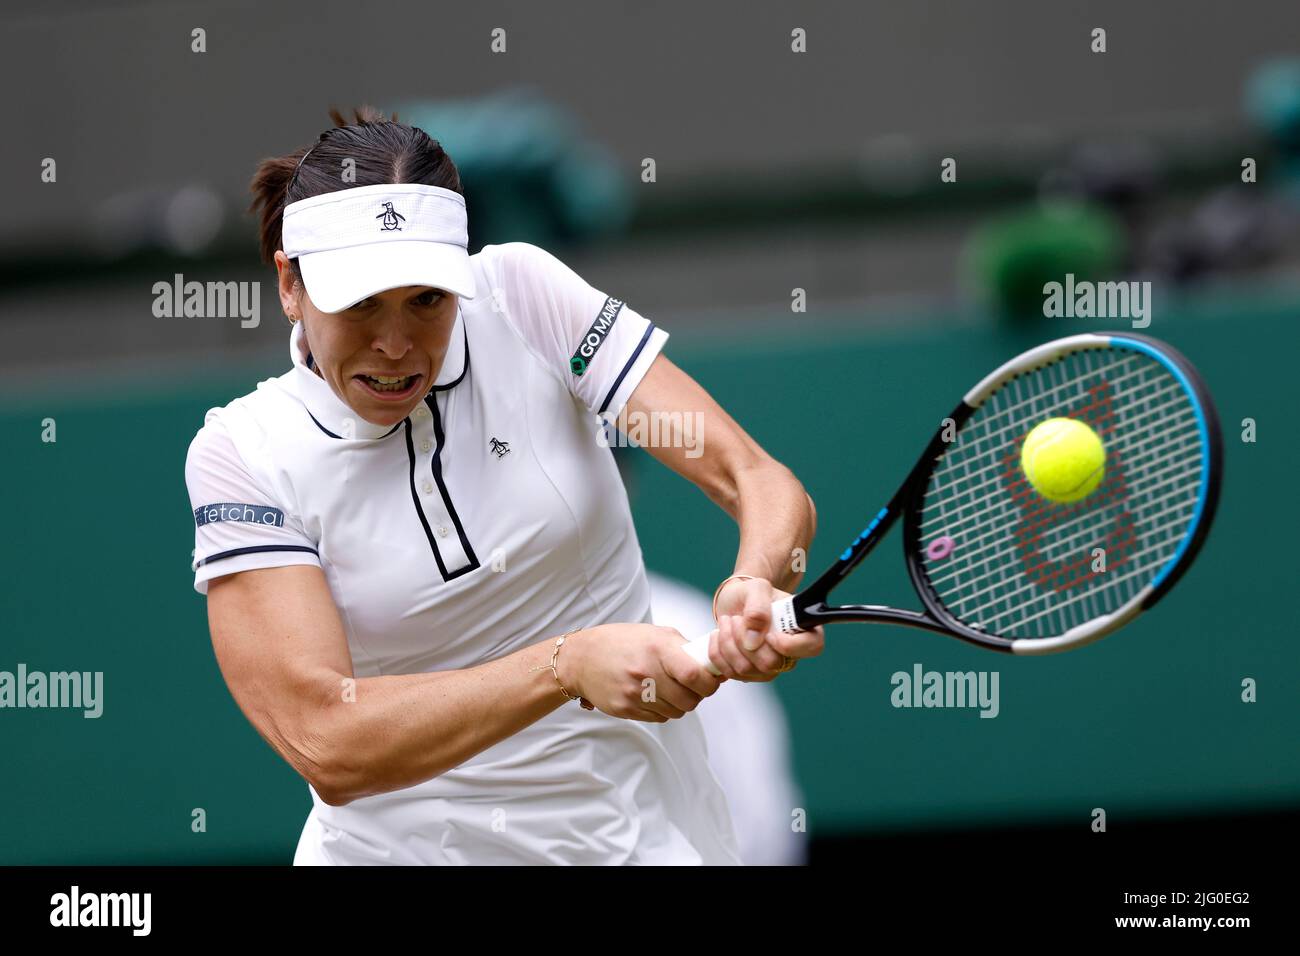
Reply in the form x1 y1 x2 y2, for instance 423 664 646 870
248 105 464 283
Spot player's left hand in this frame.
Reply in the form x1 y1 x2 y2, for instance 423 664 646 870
710 576 824 681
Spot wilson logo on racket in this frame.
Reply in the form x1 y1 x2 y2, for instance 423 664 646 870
1003 378 1139 594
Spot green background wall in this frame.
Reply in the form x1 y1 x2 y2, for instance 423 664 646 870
2 289 1295 863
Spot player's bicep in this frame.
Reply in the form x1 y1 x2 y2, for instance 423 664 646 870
206 565 351 782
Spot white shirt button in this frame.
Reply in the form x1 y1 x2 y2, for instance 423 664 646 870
422 481 434 494
414 406 428 418
437 525 449 537
420 439 432 453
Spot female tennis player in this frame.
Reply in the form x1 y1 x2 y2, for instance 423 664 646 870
185 106 821 865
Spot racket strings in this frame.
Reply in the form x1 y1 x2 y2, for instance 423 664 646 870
938 505 1198 615
946 353 1150 444
919 378 1191 512
957 377 1193 630
916 345 1206 640
925 471 1202 591
921 422 1200 538
921 357 1179 496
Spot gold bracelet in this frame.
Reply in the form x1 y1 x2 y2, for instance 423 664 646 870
530 631 594 710
711 573 757 623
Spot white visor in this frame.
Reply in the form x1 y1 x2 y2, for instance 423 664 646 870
282 183 477 313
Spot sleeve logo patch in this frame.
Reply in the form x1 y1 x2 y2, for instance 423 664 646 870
194 503 286 528
569 297 624 377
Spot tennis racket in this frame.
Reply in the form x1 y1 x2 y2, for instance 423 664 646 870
680 331 1221 669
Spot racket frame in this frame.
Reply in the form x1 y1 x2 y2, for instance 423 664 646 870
784 332 1222 655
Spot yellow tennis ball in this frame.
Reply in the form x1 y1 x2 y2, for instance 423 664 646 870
1021 417 1106 503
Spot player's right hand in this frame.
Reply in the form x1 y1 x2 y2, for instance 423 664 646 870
559 623 724 722
712 578 825 680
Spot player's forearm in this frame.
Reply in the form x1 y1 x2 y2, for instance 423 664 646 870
731 460 816 592
307 639 569 805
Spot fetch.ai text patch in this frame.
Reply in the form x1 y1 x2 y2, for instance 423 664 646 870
193 502 285 528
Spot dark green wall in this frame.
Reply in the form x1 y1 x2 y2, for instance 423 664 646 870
2 290 1295 863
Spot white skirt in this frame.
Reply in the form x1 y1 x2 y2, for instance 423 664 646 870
292 706 741 865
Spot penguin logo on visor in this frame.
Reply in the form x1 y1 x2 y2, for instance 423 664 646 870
376 202 406 231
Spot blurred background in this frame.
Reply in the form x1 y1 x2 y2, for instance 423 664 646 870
1 0 1298 864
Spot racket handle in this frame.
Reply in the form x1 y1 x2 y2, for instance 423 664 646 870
678 597 800 677
680 630 723 676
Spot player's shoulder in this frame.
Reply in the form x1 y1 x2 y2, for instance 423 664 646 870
472 240 556 274
467 242 584 362
470 241 580 303
186 371 298 466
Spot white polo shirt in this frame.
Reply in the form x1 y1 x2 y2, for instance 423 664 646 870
185 241 740 865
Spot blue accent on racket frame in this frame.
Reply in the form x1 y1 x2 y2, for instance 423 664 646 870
841 507 890 561
1108 335 1212 589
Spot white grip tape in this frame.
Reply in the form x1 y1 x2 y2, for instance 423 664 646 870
771 595 799 634
679 598 797 676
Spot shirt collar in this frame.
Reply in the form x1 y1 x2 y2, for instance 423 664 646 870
289 308 469 441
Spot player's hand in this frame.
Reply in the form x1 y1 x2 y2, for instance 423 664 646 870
559 623 724 722
711 576 825 681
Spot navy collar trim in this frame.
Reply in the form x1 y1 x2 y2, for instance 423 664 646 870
429 321 470 392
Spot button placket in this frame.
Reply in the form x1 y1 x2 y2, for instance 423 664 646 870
403 397 478 580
